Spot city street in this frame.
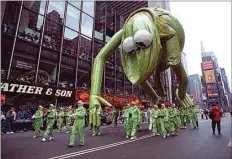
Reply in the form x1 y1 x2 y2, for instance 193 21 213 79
2 115 231 159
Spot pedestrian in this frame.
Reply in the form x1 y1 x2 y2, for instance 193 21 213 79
57 107 65 132
128 101 140 140
209 104 221 135
68 100 86 147
91 105 103 136
32 105 43 138
42 104 56 142
151 105 160 136
6 107 16 134
65 106 72 134
200 109 204 119
204 109 208 120
148 107 153 130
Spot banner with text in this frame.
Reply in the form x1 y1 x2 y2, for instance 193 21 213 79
1 82 74 98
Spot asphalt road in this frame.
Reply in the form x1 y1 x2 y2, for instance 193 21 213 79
2 114 232 159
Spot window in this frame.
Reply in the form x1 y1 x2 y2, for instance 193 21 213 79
59 62 76 89
66 4 80 32
47 1 65 23
83 1 94 17
81 13 93 38
18 9 44 44
79 35 92 60
43 19 63 51
63 27 79 56
1 2 21 79
69 1 81 9
23 1 46 15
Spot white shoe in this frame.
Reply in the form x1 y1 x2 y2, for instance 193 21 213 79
167 133 170 137
41 138 47 142
97 133 101 136
33 136 37 138
6 132 10 134
157 133 160 136
176 133 178 136
126 136 129 139
163 135 166 138
66 131 70 134
130 136 136 140
10 131 14 134
58 130 61 133
49 137 54 140
152 133 156 137
92 134 96 137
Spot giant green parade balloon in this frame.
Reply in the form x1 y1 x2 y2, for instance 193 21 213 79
89 7 193 132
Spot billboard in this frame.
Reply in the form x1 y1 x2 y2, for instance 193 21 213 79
204 70 216 84
202 61 213 70
206 83 218 97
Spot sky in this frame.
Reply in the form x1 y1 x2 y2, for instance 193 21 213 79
170 2 231 90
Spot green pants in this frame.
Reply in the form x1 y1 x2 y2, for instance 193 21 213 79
187 115 192 125
34 118 42 135
191 116 197 127
112 116 116 125
181 115 187 126
66 117 71 132
159 118 167 136
169 119 176 132
175 116 181 132
152 118 159 133
44 119 55 138
57 118 64 130
126 118 132 137
130 119 138 137
92 126 100 135
69 119 84 145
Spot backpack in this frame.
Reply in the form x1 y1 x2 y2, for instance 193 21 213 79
209 112 215 119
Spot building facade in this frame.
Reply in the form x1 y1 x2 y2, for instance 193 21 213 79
200 43 230 109
187 74 203 105
1 1 173 111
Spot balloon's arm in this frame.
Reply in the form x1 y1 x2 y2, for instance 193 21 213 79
90 29 123 96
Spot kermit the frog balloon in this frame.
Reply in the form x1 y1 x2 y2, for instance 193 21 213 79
89 7 193 126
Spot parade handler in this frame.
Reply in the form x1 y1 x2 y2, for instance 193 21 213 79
191 105 198 128
169 104 178 136
151 105 160 136
91 105 103 136
57 107 65 132
32 105 43 138
122 104 131 138
42 104 56 142
88 7 194 138
69 100 86 147
110 107 117 127
65 106 72 133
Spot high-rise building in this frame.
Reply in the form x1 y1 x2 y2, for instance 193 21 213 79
200 41 229 109
1 1 173 110
187 74 203 105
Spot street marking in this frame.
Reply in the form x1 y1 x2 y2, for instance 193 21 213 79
228 138 232 147
102 129 124 134
48 134 153 159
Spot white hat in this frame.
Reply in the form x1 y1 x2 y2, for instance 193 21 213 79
38 105 43 109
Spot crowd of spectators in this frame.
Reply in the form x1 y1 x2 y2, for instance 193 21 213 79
58 81 74 88
43 36 61 51
2 22 16 36
18 31 40 44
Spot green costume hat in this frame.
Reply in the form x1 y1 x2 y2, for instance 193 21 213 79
49 104 55 108
77 100 84 106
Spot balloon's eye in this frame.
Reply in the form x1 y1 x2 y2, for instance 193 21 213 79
122 37 137 53
134 30 153 48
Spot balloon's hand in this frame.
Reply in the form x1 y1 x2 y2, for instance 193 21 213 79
176 89 194 108
89 95 112 110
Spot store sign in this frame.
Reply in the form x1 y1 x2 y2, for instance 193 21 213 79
13 60 36 70
75 91 141 106
202 61 213 70
1 82 73 98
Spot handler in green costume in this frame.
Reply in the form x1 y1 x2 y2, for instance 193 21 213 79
175 106 181 134
152 105 160 136
122 104 130 138
57 107 65 132
191 105 198 128
42 104 56 142
65 106 72 134
33 105 43 138
186 107 192 126
128 101 140 140
89 7 194 135
92 105 103 136
69 100 86 147
137 107 142 131
159 104 169 138
110 107 117 127
182 107 188 128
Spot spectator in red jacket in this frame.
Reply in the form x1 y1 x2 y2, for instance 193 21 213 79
209 104 221 135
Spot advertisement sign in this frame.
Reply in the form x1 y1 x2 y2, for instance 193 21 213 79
76 91 141 106
12 60 36 70
1 82 74 98
206 83 218 97
204 70 216 84
202 61 213 70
